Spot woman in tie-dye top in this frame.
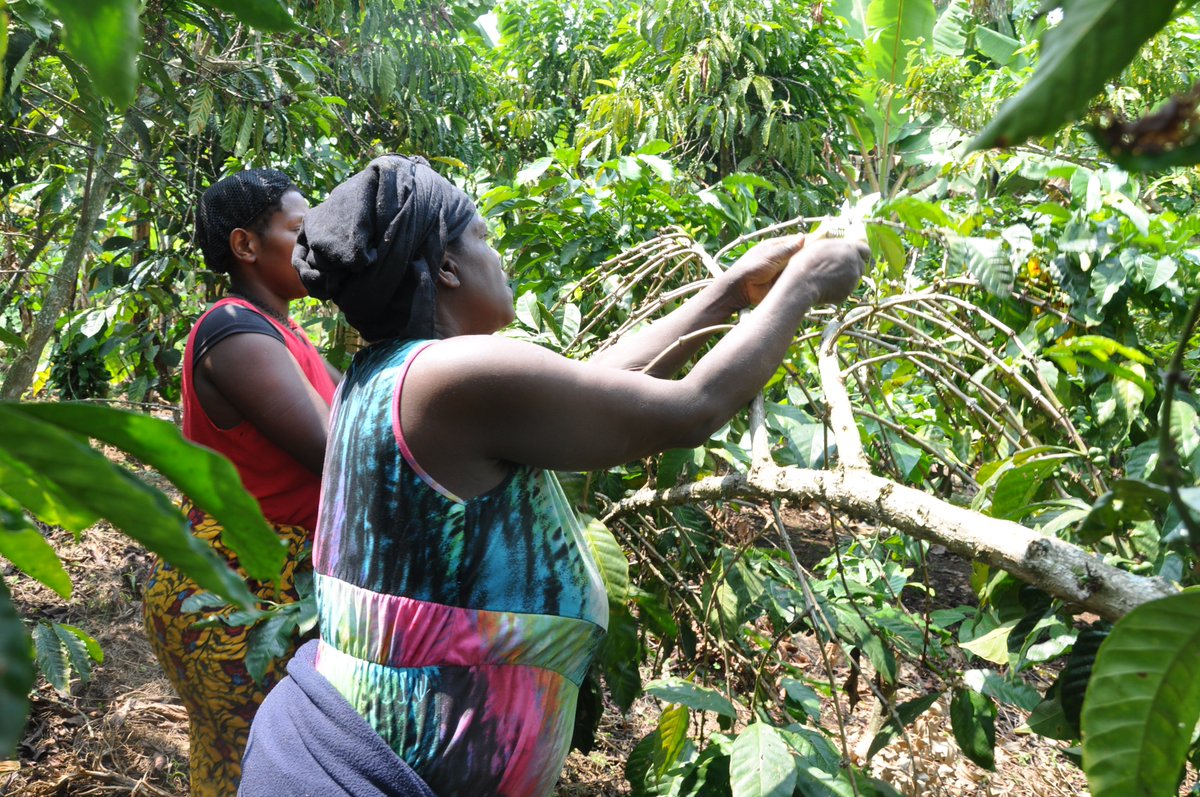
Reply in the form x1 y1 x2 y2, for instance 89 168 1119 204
241 155 868 797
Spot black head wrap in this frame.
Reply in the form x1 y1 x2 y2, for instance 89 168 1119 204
293 155 478 342
196 169 295 273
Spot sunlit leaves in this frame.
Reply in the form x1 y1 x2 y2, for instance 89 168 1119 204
16 402 284 583
582 514 630 604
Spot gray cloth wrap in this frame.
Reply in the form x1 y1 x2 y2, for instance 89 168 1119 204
293 155 477 342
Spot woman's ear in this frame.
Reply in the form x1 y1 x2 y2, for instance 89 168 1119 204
229 228 257 265
436 255 462 289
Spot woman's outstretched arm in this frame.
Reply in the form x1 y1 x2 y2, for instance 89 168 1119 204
401 238 868 498
588 234 806 377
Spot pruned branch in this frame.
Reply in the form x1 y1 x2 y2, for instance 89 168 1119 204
603 465 1176 622
603 305 1177 622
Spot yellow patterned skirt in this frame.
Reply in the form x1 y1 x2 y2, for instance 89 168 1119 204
142 501 313 797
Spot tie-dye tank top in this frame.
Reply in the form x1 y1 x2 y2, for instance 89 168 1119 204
312 338 609 797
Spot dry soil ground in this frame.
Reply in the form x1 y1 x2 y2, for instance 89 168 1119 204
3 485 1093 796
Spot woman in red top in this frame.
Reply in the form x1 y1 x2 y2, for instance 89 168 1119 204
141 169 340 797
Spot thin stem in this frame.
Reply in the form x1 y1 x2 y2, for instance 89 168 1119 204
1157 292 1200 555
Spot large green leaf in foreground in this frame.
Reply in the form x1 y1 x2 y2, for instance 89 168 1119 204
0 578 34 758
0 403 268 607
1081 588 1200 797
730 723 796 797
16 401 284 582
971 0 1178 150
42 0 140 106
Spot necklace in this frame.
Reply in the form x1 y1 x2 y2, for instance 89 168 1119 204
228 292 298 335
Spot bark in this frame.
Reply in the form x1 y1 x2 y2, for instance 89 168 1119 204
605 467 1176 622
0 109 140 399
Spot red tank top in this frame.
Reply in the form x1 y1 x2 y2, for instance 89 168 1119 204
181 297 337 530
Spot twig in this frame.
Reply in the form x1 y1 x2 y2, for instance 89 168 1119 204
1157 292 1200 555
819 320 868 469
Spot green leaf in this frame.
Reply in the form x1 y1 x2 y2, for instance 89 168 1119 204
377 51 397 97
582 515 629 604
187 85 214 135
0 447 97 533
782 678 822 724
974 27 1022 67
963 668 1044 711
645 676 738 718
989 453 1074 520
867 223 906 279
655 703 690 777
932 0 971 56
600 604 641 711
1137 256 1177 292
1169 401 1200 458
631 586 679 639
638 154 675 182
33 621 69 693
1082 589 1200 797
57 623 102 664
0 491 71 598
0 404 258 609
43 0 140 107
830 0 870 40
0 578 34 757
1080 480 1171 542
863 0 935 86
971 0 1177 149
950 688 996 770
52 622 95 685
866 692 941 760
1062 627 1108 733
195 0 294 31
0 326 25 351
950 236 1013 296
960 621 1016 665
516 157 553 186
1026 693 1075 740
626 729 689 797
14 402 284 583
729 723 797 797
0 5 7 96
245 610 293 684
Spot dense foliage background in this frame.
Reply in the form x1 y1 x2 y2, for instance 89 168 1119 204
2 0 1199 794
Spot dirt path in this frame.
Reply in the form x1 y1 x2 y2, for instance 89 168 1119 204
4 511 1089 796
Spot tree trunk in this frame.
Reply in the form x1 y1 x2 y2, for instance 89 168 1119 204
0 111 139 400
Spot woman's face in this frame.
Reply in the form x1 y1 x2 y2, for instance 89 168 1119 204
252 190 309 300
450 214 514 333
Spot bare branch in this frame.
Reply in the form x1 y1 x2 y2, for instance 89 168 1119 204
604 465 1176 622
